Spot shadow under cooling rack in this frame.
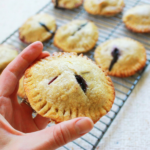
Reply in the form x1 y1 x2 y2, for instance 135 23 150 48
1 0 150 149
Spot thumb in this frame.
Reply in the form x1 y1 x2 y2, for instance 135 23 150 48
18 117 93 150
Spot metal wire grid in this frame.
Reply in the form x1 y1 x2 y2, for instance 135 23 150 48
1 0 150 149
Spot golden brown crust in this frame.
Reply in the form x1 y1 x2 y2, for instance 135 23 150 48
53 37 97 54
84 0 125 17
123 5 150 33
54 20 99 53
24 52 115 123
123 23 150 33
94 38 147 77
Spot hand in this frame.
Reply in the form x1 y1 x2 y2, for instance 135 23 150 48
0 42 93 150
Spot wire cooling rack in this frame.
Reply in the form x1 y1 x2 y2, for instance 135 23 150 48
1 0 150 149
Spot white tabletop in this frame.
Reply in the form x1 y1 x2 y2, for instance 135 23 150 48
0 0 150 150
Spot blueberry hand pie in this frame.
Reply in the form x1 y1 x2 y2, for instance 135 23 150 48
18 76 27 101
54 20 99 53
19 13 56 44
94 38 146 77
123 5 150 33
24 52 115 123
84 0 125 16
52 0 83 9
0 45 18 72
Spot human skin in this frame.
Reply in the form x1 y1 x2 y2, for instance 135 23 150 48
0 41 93 150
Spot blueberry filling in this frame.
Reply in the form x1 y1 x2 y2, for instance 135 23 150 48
109 48 120 71
39 22 54 34
72 23 88 36
48 77 58 85
75 75 87 93
48 75 87 92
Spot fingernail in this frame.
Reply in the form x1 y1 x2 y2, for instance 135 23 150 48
75 118 94 135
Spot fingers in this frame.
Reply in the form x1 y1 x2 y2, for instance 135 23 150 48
0 114 23 136
34 115 50 130
0 42 43 97
19 102 33 115
37 51 50 60
19 117 93 150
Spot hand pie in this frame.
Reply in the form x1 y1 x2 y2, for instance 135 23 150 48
54 20 99 53
24 52 115 123
94 38 146 77
123 5 150 33
18 76 28 101
84 0 125 16
52 0 83 9
19 13 56 44
0 45 18 72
